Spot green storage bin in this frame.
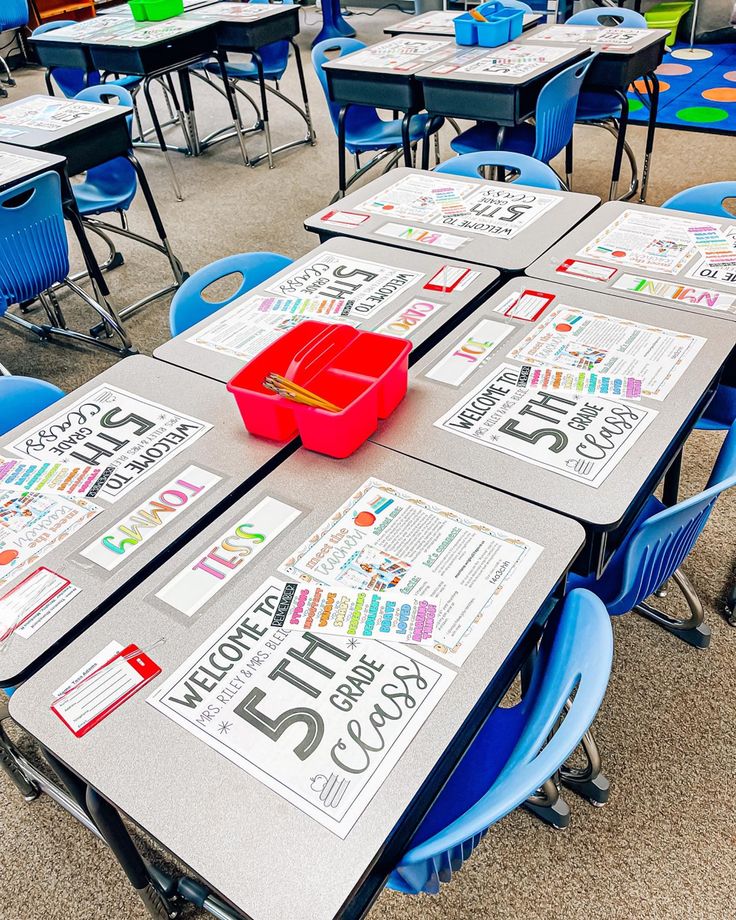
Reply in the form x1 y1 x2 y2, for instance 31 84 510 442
128 0 185 22
644 1 694 47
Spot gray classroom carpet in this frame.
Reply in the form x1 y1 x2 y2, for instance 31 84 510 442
1 9 735 920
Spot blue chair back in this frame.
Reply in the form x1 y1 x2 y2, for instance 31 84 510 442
0 0 28 31
0 171 69 315
495 0 532 10
75 83 134 135
662 182 736 220
32 21 101 97
312 38 384 141
435 151 562 189
568 7 647 27
0 375 65 437
388 588 613 895
532 53 596 162
251 0 292 78
606 421 736 616
169 252 293 336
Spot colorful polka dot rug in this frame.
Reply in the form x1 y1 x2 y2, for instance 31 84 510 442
627 40 736 134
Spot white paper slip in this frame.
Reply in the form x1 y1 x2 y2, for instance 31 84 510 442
0 567 75 642
265 577 437 645
426 319 514 386
376 222 468 250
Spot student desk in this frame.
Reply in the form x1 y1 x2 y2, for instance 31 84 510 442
8 443 584 920
305 167 600 272
415 41 590 170
0 144 66 194
368 279 736 577
0 95 183 336
0 356 294 690
29 15 248 199
526 201 736 327
153 237 500 381
520 24 669 202
319 35 456 192
383 10 544 38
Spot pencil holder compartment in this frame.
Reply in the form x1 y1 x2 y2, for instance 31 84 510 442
477 17 510 47
495 8 524 39
227 320 412 458
453 14 478 46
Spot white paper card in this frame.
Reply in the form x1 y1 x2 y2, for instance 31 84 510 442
426 319 514 386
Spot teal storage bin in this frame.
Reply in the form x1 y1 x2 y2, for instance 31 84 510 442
454 14 478 45
495 7 524 39
477 17 509 46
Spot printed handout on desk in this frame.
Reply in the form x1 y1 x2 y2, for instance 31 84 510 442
148 583 455 838
577 210 697 274
358 174 560 240
528 25 643 48
340 36 450 72
0 490 99 590
402 10 459 31
506 307 705 400
8 386 212 503
0 98 103 133
198 2 273 18
434 364 656 487
0 566 78 643
0 151 40 184
266 252 424 317
686 226 736 287
279 478 542 664
100 19 205 44
450 44 571 77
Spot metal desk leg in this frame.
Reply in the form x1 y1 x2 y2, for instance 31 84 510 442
178 67 201 157
639 71 659 204
608 89 629 201
251 50 273 168
337 103 349 198
127 154 185 287
143 75 184 201
215 50 250 168
400 110 414 167
290 39 316 146
662 448 682 506
86 786 177 920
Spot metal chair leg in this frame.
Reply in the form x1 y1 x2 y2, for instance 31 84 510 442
0 698 40 802
635 567 711 649
560 729 610 806
524 775 571 830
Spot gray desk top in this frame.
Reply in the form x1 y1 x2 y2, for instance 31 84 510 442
322 35 455 77
526 200 736 323
520 23 670 56
9 443 584 920
0 356 292 687
153 236 500 382
384 10 543 37
305 168 600 271
0 144 66 192
369 278 736 529
29 14 211 47
0 95 130 148
416 41 587 87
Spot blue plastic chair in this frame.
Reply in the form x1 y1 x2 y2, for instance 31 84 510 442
0 170 130 352
32 21 140 98
169 252 293 336
568 420 736 646
435 151 562 189
663 183 736 430
0 0 28 91
0 375 64 437
450 54 596 182
388 589 613 895
495 0 532 10
313 38 444 195
567 8 647 198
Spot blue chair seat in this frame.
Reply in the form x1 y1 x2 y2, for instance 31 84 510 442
451 121 535 157
576 90 623 122
568 494 664 612
345 111 436 154
72 158 137 216
203 58 285 83
108 74 143 91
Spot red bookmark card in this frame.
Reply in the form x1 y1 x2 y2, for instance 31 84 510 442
51 644 161 738
556 259 617 282
424 265 476 293
320 210 370 227
502 290 555 322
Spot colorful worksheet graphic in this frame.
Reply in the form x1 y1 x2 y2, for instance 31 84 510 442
8 386 212 504
148 582 455 837
266 252 424 316
506 307 705 401
358 174 560 241
450 43 571 77
434 363 656 487
578 210 697 274
341 36 451 72
686 226 736 288
279 478 541 664
529 25 643 47
0 98 102 133
0 489 99 590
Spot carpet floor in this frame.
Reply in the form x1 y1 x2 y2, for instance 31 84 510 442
1 9 735 920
